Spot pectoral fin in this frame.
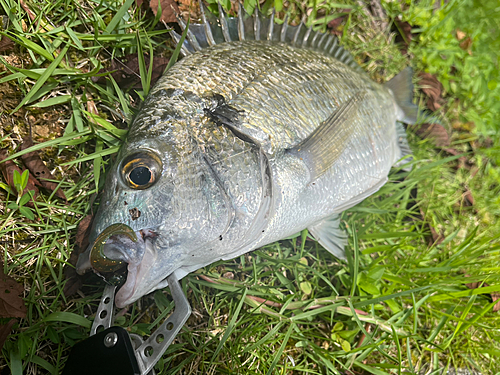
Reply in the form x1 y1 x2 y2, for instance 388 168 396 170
288 92 364 182
308 214 347 260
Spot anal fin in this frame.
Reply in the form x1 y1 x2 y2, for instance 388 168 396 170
308 214 347 260
288 92 365 182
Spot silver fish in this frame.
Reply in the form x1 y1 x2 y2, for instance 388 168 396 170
76 3 417 307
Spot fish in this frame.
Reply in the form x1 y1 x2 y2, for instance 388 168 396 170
76 2 418 308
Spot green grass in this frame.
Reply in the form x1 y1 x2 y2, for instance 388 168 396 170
1 0 499 374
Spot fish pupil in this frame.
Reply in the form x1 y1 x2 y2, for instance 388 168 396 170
130 166 151 186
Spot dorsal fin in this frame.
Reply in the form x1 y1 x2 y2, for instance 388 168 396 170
171 0 362 73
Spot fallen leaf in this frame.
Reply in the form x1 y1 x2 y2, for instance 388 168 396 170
92 54 169 90
463 188 474 206
493 295 500 312
459 36 472 51
0 35 15 53
64 215 93 297
411 123 450 147
327 9 351 36
418 72 445 111
465 276 500 312
20 137 67 202
456 29 466 41
0 261 27 319
74 215 93 253
149 0 180 24
394 19 412 55
0 319 16 351
19 0 36 22
0 149 40 204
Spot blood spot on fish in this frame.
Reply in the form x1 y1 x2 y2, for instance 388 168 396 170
124 201 128 205
129 207 141 221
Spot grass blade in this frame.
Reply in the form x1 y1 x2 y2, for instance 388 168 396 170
12 44 69 113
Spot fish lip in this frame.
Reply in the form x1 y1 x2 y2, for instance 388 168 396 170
114 234 157 307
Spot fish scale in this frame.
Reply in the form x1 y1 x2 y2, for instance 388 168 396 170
77 4 417 308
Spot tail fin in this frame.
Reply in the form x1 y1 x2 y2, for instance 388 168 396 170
384 67 419 124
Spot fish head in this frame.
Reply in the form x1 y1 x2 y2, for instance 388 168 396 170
77 130 233 307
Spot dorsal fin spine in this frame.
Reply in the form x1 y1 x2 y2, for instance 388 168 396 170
237 4 245 40
199 0 216 46
322 34 334 51
329 38 338 54
317 32 327 49
177 2 363 73
218 2 232 42
254 8 261 40
280 15 288 42
169 30 193 56
177 16 202 51
310 30 320 48
292 20 304 46
302 26 312 47
267 9 275 41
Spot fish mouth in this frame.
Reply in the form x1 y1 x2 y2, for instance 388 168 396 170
84 223 159 307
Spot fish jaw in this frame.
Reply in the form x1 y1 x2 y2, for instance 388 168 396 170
114 235 184 307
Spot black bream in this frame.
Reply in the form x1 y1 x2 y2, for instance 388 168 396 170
76 4 417 307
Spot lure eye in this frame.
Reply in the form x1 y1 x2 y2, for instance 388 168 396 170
121 151 162 190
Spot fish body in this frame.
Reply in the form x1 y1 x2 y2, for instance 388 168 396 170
77 8 416 307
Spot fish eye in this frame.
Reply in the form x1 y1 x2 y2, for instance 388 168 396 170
121 151 162 190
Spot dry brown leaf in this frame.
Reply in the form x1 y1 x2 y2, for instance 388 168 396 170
92 54 169 90
493 293 500 312
465 276 500 312
0 319 16 351
20 137 67 202
459 36 472 51
0 35 15 53
327 9 351 36
0 261 27 319
463 188 474 206
394 19 412 55
412 123 450 147
418 72 445 111
456 29 466 41
149 0 179 24
19 0 36 22
0 149 40 204
64 215 94 297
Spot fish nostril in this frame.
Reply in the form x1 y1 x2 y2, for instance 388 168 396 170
129 208 141 220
